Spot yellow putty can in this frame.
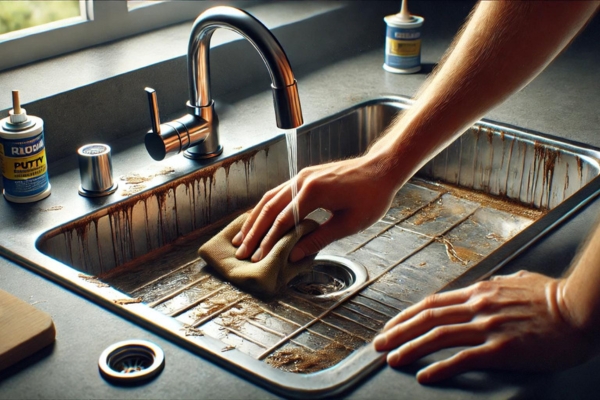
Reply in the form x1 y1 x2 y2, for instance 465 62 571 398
0 93 51 203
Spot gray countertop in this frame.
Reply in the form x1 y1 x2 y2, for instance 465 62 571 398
1 1 600 399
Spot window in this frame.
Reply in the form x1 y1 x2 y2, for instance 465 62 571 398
0 0 238 72
0 1 82 36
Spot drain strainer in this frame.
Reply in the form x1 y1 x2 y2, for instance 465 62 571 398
98 340 165 384
289 254 368 300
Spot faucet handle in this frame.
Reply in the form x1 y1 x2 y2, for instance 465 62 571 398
145 87 161 135
143 87 221 161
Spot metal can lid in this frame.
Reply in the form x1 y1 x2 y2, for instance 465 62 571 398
384 14 424 28
0 115 43 139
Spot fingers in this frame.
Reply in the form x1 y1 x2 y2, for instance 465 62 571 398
416 346 490 384
373 286 496 382
231 181 286 246
382 290 472 332
233 183 293 260
375 304 474 351
251 201 301 262
235 180 322 262
386 323 487 368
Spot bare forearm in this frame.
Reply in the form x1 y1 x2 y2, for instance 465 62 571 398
369 1 599 191
560 221 600 337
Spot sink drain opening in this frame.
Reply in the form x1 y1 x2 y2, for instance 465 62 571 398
291 269 346 296
288 255 367 300
99 340 165 384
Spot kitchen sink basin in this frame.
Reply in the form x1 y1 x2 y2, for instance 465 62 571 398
4 96 600 397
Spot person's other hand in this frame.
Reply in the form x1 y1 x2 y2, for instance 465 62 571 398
232 154 402 262
374 270 594 384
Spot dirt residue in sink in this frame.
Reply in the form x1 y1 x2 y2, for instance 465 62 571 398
266 341 351 373
389 188 432 218
438 237 480 266
410 202 442 225
414 179 546 220
120 167 176 196
220 300 263 330
193 289 242 318
39 205 63 212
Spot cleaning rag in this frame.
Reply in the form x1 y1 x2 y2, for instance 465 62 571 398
198 213 318 296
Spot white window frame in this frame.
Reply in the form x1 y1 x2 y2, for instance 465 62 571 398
0 0 239 72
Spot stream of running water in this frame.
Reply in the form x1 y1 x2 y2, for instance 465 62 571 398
284 128 300 232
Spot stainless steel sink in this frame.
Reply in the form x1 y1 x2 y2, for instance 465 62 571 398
4 96 600 397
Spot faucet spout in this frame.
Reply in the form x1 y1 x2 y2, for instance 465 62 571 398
144 6 303 161
188 6 303 129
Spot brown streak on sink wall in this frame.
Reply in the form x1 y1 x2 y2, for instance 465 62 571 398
40 149 266 274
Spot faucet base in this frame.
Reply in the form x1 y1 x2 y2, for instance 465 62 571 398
184 145 223 160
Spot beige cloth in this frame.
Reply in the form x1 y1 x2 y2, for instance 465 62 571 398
198 213 318 296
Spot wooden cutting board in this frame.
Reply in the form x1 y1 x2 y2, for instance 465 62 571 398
0 289 56 371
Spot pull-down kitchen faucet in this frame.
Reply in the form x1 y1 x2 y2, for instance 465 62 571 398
144 6 303 161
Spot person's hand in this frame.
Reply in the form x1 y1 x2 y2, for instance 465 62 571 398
231 153 403 262
373 270 595 384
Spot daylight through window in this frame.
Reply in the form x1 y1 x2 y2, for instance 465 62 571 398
0 0 83 36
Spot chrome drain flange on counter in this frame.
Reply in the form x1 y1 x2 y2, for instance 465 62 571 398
98 340 165 384
78 143 118 197
288 254 368 300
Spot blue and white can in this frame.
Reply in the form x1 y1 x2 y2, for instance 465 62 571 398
384 14 424 74
0 115 51 203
